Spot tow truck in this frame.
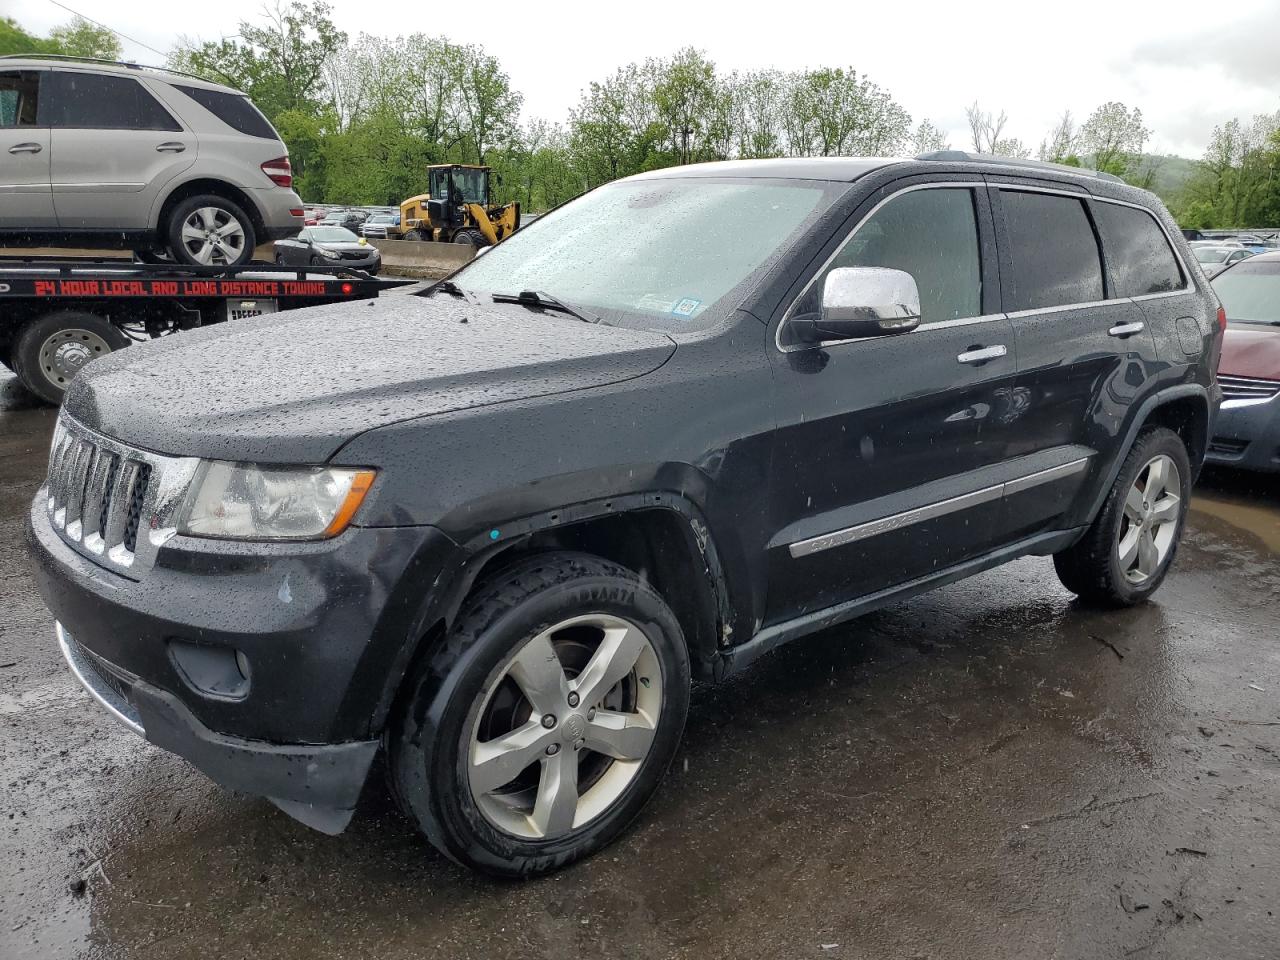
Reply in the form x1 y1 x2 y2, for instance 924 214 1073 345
0 258 413 404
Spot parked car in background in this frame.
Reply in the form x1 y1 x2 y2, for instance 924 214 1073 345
1194 245 1253 277
361 213 401 239
273 225 381 274
0 56 303 265
29 154 1219 877
319 209 370 234
1207 251 1280 471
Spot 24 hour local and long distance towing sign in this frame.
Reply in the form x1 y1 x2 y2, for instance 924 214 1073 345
4 278 337 298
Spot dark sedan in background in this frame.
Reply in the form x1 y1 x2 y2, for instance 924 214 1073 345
273 226 382 275
1208 251 1280 471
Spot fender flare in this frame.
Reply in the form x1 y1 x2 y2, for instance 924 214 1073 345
1083 383 1211 522
368 490 735 733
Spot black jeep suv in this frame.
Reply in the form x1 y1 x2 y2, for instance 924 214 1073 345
29 154 1222 876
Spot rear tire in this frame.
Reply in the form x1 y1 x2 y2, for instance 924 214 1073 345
165 194 256 267
389 552 691 877
11 311 130 405
1054 426 1191 606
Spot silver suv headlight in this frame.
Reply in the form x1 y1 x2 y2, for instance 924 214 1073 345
177 462 376 541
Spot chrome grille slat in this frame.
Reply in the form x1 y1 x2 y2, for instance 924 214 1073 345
101 460 138 550
43 415 201 578
63 440 94 537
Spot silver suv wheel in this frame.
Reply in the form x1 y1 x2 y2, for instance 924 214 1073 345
179 206 248 265
467 613 663 840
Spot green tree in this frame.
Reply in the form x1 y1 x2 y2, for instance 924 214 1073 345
1080 101 1150 178
48 16 121 58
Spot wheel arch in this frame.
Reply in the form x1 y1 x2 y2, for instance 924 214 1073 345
1084 383 1211 523
373 494 732 737
153 178 267 245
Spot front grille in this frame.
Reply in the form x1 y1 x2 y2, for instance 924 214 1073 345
47 425 153 568
1219 374 1280 403
340 250 370 260
45 416 201 576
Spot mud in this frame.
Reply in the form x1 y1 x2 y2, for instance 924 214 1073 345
2 369 1278 959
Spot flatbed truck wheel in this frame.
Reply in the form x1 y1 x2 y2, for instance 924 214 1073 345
11 310 130 405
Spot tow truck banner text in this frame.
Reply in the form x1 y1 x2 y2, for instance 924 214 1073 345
29 278 332 298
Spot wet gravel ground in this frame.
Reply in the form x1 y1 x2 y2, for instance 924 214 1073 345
2 369 1278 960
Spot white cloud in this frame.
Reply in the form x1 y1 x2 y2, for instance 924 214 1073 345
9 0 1278 158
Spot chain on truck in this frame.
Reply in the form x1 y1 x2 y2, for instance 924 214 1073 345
0 258 413 404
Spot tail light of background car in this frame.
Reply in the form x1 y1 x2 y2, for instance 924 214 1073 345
1217 305 1227 333
261 157 293 188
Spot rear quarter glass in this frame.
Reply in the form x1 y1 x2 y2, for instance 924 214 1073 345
168 83 280 140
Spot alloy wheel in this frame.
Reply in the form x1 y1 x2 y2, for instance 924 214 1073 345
1116 453 1182 583
180 207 247 265
467 613 663 840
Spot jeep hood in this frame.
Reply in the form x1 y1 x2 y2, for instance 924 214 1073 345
63 295 676 463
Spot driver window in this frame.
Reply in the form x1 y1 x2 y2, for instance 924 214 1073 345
794 187 982 324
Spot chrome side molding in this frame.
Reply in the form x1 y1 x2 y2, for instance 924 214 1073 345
789 457 1091 558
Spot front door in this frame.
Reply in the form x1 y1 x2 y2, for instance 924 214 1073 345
0 69 55 228
46 70 195 230
764 180 1018 626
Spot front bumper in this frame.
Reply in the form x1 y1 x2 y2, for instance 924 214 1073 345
29 486 459 831
321 253 381 273
1206 394 1280 472
57 622 376 832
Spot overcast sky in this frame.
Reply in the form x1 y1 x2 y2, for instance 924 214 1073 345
7 0 1280 158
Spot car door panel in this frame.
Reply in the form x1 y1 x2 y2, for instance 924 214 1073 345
989 183 1159 542
0 69 55 227
764 179 1017 626
46 70 196 230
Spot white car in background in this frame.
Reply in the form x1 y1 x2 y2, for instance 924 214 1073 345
1194 245 1253 277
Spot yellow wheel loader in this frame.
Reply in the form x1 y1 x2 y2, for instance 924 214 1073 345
399 164 520 247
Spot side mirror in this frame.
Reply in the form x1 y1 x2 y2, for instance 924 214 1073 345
791 267 921 343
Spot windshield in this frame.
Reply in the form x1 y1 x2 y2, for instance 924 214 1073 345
450 169 488 204
452 177 837 331
1195 248 1230 264
1212 260 1280 325
307 227 359 243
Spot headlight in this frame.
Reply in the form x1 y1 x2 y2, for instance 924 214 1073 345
313 246 338 257
177 462 376 541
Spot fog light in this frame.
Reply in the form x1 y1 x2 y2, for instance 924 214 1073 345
168 639 251 700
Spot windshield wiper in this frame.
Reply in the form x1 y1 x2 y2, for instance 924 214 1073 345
491 290 600 324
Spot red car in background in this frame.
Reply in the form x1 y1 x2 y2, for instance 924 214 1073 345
1208 251 1280 471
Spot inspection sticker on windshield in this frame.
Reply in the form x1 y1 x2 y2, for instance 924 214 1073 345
671 298 701 318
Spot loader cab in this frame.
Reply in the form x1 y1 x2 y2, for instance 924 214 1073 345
427 165 490 226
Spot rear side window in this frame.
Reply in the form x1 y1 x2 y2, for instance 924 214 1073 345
1093 202 1184 296
1001 191 1104 311
805 187 983 323
45 72 181 131
0 71 41 127
170 84 278 140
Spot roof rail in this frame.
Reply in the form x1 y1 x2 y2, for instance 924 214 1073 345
915 150 1126 184
0 53 225 87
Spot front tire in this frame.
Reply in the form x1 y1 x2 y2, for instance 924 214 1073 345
389 552 691 877
165 194 255 266
10 310 130 405
402 229 425 241
1054 426 1191 606
453 228 487 247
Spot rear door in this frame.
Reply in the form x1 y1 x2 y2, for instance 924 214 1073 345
0 69 55 228
990 183 1160 541
764 179 1019 625
46 69 196 230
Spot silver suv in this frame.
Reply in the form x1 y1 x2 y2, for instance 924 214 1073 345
0 56 303 265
